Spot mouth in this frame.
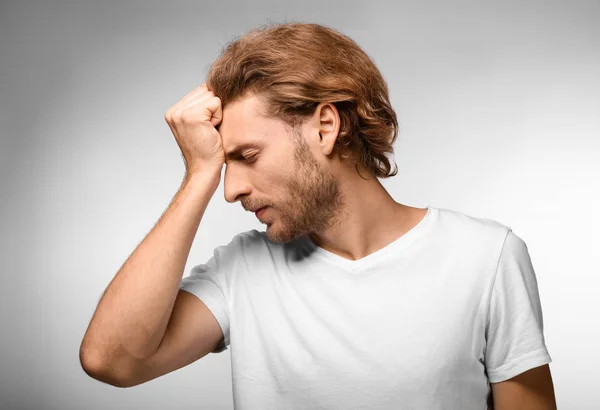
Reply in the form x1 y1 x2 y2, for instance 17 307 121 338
255 206 268 218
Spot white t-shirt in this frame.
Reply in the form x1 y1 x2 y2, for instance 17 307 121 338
179 205 552 409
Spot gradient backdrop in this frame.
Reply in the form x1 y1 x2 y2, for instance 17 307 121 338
1 0 599 409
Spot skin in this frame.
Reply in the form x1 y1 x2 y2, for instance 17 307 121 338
491 364 557 409
217 92 427 260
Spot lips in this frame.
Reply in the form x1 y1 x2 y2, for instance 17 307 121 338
255 206 268 218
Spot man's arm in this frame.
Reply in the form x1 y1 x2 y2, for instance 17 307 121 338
491 364 557 410
80 82 225 381
80 170 221 379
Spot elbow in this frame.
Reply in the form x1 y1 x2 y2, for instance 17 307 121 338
79 345 135 388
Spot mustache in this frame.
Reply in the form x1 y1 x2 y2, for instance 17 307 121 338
244 203 272 212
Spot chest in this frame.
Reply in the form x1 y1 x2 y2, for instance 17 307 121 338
230 261 489 401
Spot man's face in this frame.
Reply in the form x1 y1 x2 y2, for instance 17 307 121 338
219 93 345 244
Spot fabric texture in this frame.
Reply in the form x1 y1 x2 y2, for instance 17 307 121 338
179 205 552 409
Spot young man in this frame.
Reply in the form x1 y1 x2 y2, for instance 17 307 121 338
80 22 556 409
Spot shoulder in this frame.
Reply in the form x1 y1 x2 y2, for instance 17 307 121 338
218 229 281 257
216 229 266 254
430 206 514 263
434 206 511 240
230 229 312 265
435 206 511 231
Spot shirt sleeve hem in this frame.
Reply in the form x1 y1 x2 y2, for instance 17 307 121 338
179 288 230 352
487 347 552 383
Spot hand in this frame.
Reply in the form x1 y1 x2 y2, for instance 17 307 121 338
165 83 225 177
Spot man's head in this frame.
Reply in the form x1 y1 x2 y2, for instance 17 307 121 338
218 92 348 243
208 22 399 243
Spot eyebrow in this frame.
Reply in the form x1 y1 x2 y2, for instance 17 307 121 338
225 143 261 162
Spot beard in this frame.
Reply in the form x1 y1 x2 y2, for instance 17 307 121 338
263 130 347 244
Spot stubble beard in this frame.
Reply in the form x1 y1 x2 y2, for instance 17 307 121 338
264 133 346 244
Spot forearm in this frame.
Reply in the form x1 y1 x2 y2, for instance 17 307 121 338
80 171 220 365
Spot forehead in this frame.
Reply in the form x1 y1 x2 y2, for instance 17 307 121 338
218 94 285 160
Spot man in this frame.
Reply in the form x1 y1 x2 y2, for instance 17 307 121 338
80 22 557 409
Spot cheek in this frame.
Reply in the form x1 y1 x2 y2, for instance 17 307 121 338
255 169 287 203
261 154 302 198
272 176 300 209
270 150 292 169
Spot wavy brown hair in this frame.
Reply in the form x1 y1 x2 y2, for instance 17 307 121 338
206 22 399 179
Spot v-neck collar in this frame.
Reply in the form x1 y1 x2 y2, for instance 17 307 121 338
301 206 436 272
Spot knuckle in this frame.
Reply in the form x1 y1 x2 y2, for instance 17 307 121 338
171 109 184 123
179 113 189 124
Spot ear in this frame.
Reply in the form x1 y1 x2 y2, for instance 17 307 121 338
314 102 340 157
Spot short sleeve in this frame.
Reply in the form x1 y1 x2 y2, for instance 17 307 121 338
484 229 552 383
179 233 244 354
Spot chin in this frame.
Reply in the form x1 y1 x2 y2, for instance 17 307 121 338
264 224 298 244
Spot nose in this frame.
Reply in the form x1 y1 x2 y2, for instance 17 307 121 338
223 163 252 204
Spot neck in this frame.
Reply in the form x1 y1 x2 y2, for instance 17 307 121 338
309 175 417 261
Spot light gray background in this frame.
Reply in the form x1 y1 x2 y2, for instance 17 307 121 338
1 0 598 409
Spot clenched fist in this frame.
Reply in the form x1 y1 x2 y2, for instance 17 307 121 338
165 83 225 177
